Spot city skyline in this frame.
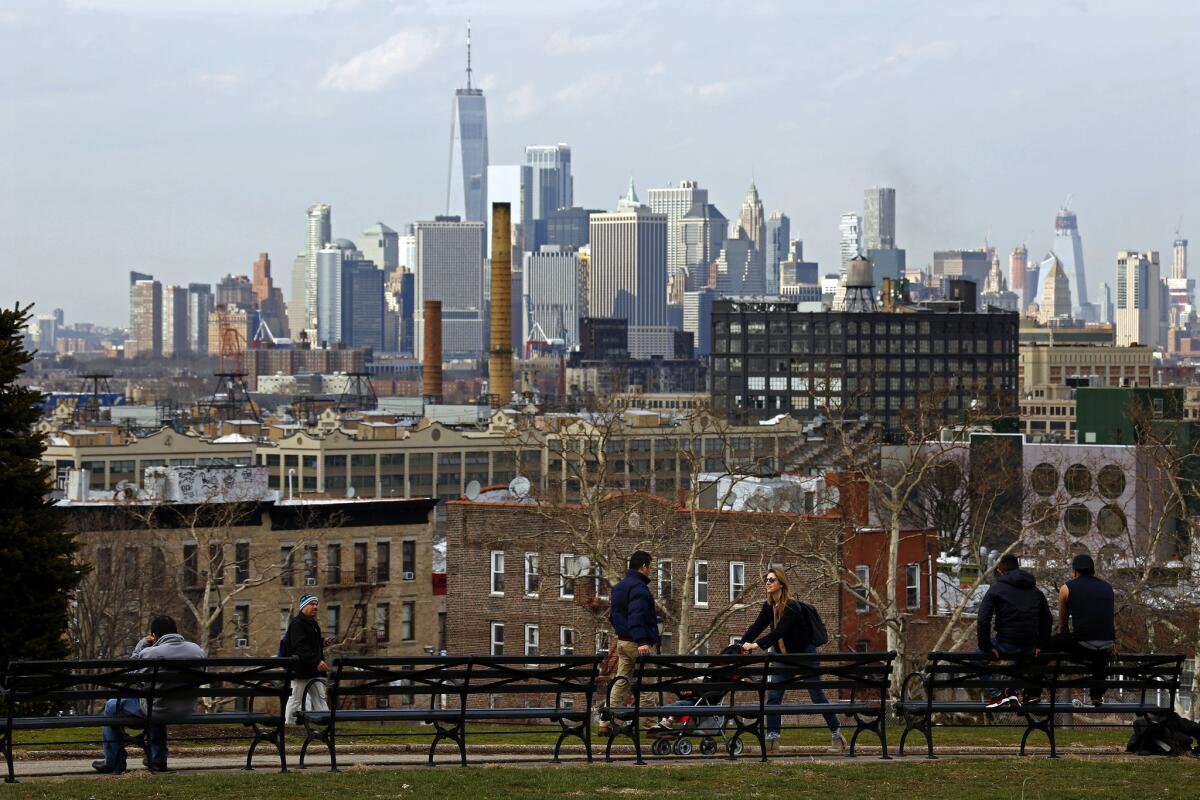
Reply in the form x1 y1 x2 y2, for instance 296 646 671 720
3 1 1197 325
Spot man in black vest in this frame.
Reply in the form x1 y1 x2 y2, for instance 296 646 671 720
1050 553 1116 707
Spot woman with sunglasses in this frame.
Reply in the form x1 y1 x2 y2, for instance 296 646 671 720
739 568 846 752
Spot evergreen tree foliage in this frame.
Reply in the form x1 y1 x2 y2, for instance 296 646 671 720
0 304 81 666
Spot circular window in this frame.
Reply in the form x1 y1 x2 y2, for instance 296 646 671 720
431 428 441 441
1097 465 1126 499
1031 502 1058 536
1031 463 1059 497
1069 542 1091 558
1098 544 1121 569
1064 464 1092 497
1097 505 1128 539
1063 505 1092 537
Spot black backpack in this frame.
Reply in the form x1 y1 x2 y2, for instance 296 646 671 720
277 629 289 658
796 601 829 647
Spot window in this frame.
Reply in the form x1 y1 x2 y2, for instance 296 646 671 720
208 607 223 645
374 603 390 642
490 622 505 655
906 563 920 609
658 559 673 602
96 547 112 584
353 542 368 583
123 546 138 589
524 552 540 596
854 565 870 612
234 541 250 584
560 554 577 599
303 544 317 585
490 550 505 595
402 540 416 578
524 624 540 656
594 564 608 600
596 629 610 654
326 543 341 584
560 627 575 655
326 605 340 641
401 602 415 641
233 604 249 646
694 560 709 607
729 561 746 601
376 541 391 583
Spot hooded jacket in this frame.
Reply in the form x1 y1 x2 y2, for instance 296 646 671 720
610 570 659 646
287 612 326 678
977 568 1052 652
131 632 206 716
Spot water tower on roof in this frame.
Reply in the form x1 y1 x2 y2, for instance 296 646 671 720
840 254 877 312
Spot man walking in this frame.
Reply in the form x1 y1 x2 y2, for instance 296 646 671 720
93 615 205 774
977 554 1051 709
1051 553 1116 707
284 594 332 724
604 551 659 733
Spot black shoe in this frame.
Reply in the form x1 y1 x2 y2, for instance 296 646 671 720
142 757 170 773
1090 697 1104 708
92 760 125 774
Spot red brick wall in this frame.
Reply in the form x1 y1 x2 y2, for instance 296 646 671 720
840 527 940 653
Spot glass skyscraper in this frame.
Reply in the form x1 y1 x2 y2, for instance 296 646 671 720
449 25 488 224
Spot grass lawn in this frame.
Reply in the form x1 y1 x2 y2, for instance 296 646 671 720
5 758 1200 799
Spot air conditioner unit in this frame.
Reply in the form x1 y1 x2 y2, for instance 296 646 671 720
305 577 317 586
235 637 249 648
403 571 415 581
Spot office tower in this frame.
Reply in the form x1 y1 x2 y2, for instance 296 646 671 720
589 185 668 335
34 315 57 352
288 253 308 339
305 203 332 331
541 207 597 250
1167 237 1194 315
414 216 486 358
714 234 766 296
779 240 819 288
1115 250 1163 348
161 285 189 356
216 274 254 310
1097 282 1113 324
1009 245 1028 293
252 252 288 339
525 144 572 223
679 202 728 291
399 227 417 273
316 244 345 346
862 187 896 252
980 255 1020 312
839 213 861 274
384 268 415 354
738 183 765 253
487 165 534 256
649 180 709 283
1037 257 1072 323
933 249 990 303
187 284 213 354
525 246 581 349
128 277 162 358
1024 257 1042 312
1173 238 1188 279
867 248 906 283
1038 208 1091 319
765 211 790 295
448 23 487 224
346 262 385 351
359 223 399 274
683 288 716 356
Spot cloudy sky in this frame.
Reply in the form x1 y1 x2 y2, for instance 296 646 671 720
2 0 1197 325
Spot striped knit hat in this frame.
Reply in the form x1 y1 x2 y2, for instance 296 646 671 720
299 594 319 611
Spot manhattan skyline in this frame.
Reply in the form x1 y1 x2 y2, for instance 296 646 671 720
2 0 1197 325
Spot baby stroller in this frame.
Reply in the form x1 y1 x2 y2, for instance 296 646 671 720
645 645 747 757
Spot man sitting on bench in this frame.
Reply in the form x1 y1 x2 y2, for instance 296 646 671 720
1050 553 1117 708
93 615 205 775
976 555 1051 710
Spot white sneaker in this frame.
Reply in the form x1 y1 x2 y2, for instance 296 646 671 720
985 694 1019 711
765 733 780 752
829 731 848 753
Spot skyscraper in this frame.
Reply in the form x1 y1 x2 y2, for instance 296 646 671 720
738 183 765 254
525 246 582 349
316 243 346 346
649 180 709 281
525 144 572 223
487 165 534 256
1042 208 1091 320
714 234 765 296
1173 238 1188 279
161 285 189 356
765 211 790 294
128 276 162 358
305 203 332 332
1097 282 1113 324
862 187 896 252
588 183 668 333
679 202 728 290
414 216 486 358
1037 257 1072 324
1115 250 1163 348
252 252 288 339
187 283 213 354
1009 245 1028 293
448 23 487 224
838 213 861 274
360 223 399 274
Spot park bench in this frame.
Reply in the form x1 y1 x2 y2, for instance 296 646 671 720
602 651 896 764
895 651 1185 758
296 654 602 769
1 657 295 782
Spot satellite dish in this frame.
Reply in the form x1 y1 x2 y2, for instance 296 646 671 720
465 480 481 501
508 475 531 499
346 486 356 498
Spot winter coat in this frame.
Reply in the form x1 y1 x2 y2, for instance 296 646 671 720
977 568 1052 652
131 632 206 716
610 570 659 646
287 613 326 678
740 600 810 653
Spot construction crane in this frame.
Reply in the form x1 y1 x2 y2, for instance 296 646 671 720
203 305 259 423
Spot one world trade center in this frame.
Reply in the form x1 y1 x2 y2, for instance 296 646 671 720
447 22 488 224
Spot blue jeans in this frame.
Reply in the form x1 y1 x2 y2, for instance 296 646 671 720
766 645 840 735
101 698 167 769
979 637 1038 700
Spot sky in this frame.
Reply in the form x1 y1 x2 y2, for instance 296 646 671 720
1 0 1197 326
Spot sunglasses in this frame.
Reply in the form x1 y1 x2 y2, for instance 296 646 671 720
764 577 778 585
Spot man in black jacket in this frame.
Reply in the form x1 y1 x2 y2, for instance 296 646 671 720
1051 553 1117 707
604 551 659 732
285 594 332 724
977 554 1051 709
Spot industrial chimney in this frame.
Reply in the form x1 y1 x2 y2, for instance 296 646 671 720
488 202 514 407
422 300 443 404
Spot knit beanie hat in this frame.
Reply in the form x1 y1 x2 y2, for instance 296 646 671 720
299 594 319 611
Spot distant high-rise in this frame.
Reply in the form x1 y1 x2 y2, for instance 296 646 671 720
649 180 709 281
288 253 308 339
128 276 162 358
305 203 332 332
838 213 861 274
187 283 213 354
1009 245 1028 292
1038 208 1090 319
1115 250 1163 348
589 184 668 332
217 274 254 310
738 183 765 254
525 246 582 349
862 187 896 252
1173 238 1188 280
1097 282 1113 324
252 253 288 339
1037 257 1072 324
161 285 189 356
765 211 790 295
541 207 597 251
487 165 534 256
525 144 573 223
316 243 347 346
359 223 399 274
714 233 765 296
679 202 728 291
448 22 488 224
414 216 486 358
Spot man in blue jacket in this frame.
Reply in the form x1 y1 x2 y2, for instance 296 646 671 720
604 550 659 732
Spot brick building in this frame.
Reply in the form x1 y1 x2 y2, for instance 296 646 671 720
445 492 845 658
840 526 941 654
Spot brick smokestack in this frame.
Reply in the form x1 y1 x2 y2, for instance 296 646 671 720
422 300 443 404
488 202 513 407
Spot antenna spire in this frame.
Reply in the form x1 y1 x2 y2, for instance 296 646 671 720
466 19 473 90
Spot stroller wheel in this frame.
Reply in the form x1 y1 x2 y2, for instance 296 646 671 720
651 738 672 757
673 738 693 756
728 738 745 757
700 738 717 756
